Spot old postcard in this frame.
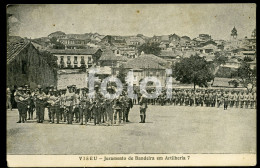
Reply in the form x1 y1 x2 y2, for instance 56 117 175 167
6 4 256 167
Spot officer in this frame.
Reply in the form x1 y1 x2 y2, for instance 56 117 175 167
35 85 47 123
104 87 114 125
139 94 148 123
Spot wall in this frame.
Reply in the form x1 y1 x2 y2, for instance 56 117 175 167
57 69 88 89
7 43 57 88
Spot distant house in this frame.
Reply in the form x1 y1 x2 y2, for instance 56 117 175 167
49 48 102 69
7 38 57 88
58 38 90 49
119 53 168 87
196 41 218 54
98 49 128 67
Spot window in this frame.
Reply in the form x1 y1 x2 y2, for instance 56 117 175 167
67 56 71 65
60 56 65 68
74 56 78 64
117 50 120 54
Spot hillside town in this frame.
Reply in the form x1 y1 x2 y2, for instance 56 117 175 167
7 27 256 90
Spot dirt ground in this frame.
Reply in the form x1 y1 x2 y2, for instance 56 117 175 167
7 105 256 155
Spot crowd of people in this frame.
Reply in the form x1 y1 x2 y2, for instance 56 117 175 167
6 84 256 125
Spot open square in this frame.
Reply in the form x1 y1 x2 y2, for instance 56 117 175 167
7 105 256 155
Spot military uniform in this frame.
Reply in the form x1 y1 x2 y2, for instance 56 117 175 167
223 92 229 110
14 87 29 123
139 95 148 123
48 89 60 124
244 93 250 108
65 86 75 124
35 86 47 123
239 92 245 108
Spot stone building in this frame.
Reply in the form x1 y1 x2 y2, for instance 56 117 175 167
7 38 57 88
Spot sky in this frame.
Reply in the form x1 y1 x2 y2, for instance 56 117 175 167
7 4 256 40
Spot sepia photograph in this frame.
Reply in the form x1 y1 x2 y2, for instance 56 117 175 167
6 4 256 167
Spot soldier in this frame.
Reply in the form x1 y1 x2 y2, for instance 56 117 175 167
189 90 195 106
234 91 239 108
113 97 122 125
48 89 60 124
14 87 27 123
65 85 75 124
172 90 177 106
59 89 66 122
199 90 205 107
244 92 250 109
253 90 257 109
35 85 47 123
204 90 209 107
73 88 80 123
26 88 35 120
139 94 148 123
45 85 54 122
91 96 99 125
249 91 254 109
229 91 235 108
239 91 245 108
223 91 229 110
104 87 115 125
216 90 222 108
212 90 217 107
80 88 91 125
6 87 12 110
125 96 133 122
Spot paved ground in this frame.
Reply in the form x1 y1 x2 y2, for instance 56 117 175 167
7 105 256 155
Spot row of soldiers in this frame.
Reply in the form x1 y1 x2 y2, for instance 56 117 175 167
146 89 257 109
14 84 134 125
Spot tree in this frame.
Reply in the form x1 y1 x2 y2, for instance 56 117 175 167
234 60 256 92
173 54 214 90
50 37 65 49
137 42 161 56
228 79 239 88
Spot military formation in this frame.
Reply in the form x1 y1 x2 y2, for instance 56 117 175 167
13 84 135 125
12 84 256 125
142 88 257 110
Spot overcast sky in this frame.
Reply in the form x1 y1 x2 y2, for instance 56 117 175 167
7 4 256 40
